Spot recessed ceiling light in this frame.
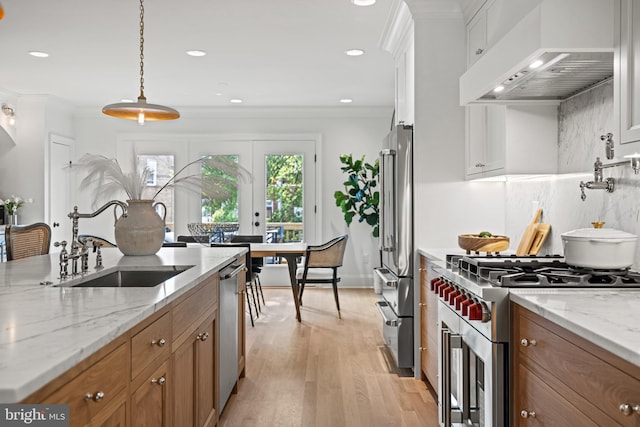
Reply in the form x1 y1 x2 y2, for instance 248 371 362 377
351 0 376 5
28 51 49 58
345 49 365 57
494 86 505 93
529 60 544 69
186 50 207 57
340 98 353 103
229 99 243 104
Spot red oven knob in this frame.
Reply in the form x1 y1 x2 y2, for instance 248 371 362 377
461 298 474 316
430 277 440 291
454 293 467 310
448 289 461 305
434 279 445 294
438 281 450 297
468 302 483 320
443 284 456 300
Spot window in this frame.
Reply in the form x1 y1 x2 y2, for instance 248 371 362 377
145 159 158 186
137 154 175 232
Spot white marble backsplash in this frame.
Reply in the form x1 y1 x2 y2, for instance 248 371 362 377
506 81 640 269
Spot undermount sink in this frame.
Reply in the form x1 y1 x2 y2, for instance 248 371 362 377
63 266 194 288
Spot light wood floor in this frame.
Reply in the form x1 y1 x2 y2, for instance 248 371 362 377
219 287 439 427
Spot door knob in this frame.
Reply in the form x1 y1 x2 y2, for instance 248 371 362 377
254 212 260 217
53 222 60 227
254 221 260 227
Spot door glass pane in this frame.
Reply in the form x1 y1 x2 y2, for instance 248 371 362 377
265 154 303 245
138 154 174 241
201 155 239 242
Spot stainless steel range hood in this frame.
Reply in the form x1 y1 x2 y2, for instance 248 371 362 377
460 0 614 105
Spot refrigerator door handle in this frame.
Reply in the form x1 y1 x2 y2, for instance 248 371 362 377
379 148 396 253
374 267 398 288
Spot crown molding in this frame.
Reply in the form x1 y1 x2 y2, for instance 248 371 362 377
404 0 463 22
379 0 413 57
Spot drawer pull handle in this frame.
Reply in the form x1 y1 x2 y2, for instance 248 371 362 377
151 338 166 347
521 338 537 347
475 48 484 55
520 410 536 419
84 391 105 402
152 376 166 385
419 303 426 307
197 332 209 341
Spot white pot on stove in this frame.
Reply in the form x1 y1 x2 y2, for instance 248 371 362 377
561 227 638 270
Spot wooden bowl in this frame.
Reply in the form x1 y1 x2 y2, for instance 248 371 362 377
458 234 510 255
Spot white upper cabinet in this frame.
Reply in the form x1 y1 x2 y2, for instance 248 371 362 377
616 0 640 153
466 7 487 67
381 1 414 126
465 105 558 180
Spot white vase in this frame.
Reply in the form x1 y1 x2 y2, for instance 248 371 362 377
114 200 166 256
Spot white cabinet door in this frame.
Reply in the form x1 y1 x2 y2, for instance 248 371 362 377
467 9 487 67
465 106 505 179
484 105 506 173
617 0 640 152
465 106 487 177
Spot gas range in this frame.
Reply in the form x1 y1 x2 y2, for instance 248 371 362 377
434 254 640 344
448 253 640 288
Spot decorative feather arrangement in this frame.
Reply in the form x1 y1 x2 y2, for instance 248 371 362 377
77 153 251 207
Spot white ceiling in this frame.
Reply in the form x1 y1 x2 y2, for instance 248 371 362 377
0 0 399 110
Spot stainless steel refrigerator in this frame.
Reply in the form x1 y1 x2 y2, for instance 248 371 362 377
374 124 414 369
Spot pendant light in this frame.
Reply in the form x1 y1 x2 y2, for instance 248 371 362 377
102 0 179 124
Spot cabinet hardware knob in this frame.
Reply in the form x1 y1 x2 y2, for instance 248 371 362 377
520 410 536 419
521 338 537 347
620 403 633 415
151 338 166 347
475 163 485 168
419 303 426 307
152 376 166 385
84 391 105 402
419 346 426 351
475 48 484 55
197 332 209 341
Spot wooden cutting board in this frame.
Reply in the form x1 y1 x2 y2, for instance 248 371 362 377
516 208 543 256
528 223 551 255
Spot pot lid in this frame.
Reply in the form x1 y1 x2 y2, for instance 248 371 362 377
561 227 638 240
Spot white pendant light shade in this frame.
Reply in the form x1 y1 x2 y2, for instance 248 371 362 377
102 95 180 122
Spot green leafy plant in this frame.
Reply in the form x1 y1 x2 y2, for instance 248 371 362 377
334 154 380 237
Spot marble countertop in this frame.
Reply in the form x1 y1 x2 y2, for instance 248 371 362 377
418 246 640 368
0 246 245 403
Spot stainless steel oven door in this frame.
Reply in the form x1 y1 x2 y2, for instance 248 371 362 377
438 301 506 427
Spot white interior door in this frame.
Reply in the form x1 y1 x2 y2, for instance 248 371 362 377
48 135 73 246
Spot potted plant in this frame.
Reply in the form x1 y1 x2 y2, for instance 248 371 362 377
333 154 380 237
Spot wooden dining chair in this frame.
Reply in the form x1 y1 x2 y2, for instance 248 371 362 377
5 223 52 261
296 235 348 318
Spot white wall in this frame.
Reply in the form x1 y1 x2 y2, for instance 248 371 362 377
0 94 74 225
72 107 392 286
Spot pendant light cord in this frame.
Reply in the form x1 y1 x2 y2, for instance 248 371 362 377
139 0 145 99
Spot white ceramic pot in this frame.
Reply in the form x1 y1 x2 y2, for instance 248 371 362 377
114 199 166 256
561 227 638 269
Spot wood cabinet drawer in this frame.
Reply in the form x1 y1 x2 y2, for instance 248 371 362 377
43 342 128 426
515 307 640 426
515 364 600 426
131 311 172 380
173 275 218 340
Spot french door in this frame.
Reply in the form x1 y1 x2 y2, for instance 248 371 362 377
189 138 317 244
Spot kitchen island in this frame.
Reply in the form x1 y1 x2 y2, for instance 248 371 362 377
0 245 245 410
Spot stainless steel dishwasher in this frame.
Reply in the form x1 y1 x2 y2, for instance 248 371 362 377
218 259 245 412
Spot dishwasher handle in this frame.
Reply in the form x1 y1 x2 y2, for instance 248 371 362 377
220 263 246 280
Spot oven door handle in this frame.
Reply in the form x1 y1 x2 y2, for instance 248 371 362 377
441 327 463 426
374 268 398 288
374 301 398 326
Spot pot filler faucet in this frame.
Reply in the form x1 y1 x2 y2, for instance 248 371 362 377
579 134 640 201
53 200 128 279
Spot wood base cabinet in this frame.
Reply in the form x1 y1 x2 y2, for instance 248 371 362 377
419 255 438 391
24 273 224 427
511 303 640 426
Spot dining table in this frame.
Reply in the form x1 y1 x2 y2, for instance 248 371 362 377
249 242 307 322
